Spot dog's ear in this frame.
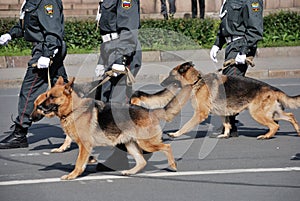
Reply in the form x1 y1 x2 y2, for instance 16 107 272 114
64 77 75 95
179 61 194 74
55 76 65 86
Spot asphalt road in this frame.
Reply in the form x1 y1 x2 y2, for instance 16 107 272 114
0 78 299 201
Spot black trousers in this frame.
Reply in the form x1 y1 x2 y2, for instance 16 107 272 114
222 38 257 126
15 45 68 129
191 0 205 19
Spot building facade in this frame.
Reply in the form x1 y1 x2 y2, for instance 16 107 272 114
0 0 299 19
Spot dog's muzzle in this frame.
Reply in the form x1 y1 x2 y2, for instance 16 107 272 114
161 75 181 88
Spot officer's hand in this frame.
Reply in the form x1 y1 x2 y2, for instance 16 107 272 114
95 64 105 77
0 33 12 46
210 45 219 63
111 64 126 77
37 57 51 69
235 53 246 64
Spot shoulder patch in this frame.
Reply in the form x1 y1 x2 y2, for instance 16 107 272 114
251 2 260 12
44 4 54 15
122 0 131 9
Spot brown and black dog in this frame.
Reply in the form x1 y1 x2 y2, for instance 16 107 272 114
30 76 191 180
137 61 300 139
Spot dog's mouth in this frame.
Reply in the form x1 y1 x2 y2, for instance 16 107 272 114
37 104 59 114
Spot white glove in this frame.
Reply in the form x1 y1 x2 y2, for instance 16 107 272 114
235 53 246 64
111 63 126 77
0 33 12 45
210 45 219 63
95 64 105 77
37 57 51 69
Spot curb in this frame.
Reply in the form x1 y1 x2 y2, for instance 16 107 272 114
1 69 300 89
1 46 300 68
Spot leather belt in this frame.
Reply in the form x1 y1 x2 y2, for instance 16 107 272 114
225 36 243 44
101 33 119 43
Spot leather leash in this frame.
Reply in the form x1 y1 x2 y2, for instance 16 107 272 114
217 56 255 72
84 67 136 98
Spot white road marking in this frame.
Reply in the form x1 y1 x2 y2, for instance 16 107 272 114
0 167 299 186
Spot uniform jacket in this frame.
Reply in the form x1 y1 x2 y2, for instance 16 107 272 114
99 0 140 60
9 0 65 58
214 0 263 54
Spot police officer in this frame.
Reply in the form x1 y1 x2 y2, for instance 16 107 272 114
160 0 176 20
0 0 68 149
95 0 142 103
94 0 143 171
209 0 263 137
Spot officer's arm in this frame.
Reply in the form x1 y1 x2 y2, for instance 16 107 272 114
9 21 23 39
241 0 263 54
213 26 226 49
37 0 64 58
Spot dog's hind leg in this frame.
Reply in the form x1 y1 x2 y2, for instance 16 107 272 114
121 142 146 176
250 110 280 140
61 142 92 180
137 138 177 171
274 111 300 136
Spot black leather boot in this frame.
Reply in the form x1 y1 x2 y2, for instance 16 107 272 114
209 116 239 138
0 125 28 149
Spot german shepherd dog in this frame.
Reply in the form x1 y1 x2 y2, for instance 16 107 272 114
138 62 300 139
30 76 191 180
43 81 181 153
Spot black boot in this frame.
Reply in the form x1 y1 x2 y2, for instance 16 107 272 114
0 124 28 149
209 116 239 138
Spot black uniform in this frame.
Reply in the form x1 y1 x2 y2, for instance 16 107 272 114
214 0 263 76
211 0 263 136
94 0 144 171
0 0 67 149
96 0 142 103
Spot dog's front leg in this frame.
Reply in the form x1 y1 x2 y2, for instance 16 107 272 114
51 135 72 153
61 142 92 180
216 116 231 139
168 110 207 138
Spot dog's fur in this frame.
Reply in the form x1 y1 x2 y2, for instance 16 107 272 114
130 83 180 109
31 76 191 180
142 61 300 139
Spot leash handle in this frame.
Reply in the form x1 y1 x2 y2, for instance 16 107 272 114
218 56 255 72
83 67 136 98
31 60 53 90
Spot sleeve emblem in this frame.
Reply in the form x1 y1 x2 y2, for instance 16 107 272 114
251 2 260 12
122 0 132 9
44 4 54 15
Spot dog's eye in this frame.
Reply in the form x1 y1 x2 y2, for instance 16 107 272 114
49 94 56 100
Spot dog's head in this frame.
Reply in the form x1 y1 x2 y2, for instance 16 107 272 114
161 61 201 87
30 76 75 121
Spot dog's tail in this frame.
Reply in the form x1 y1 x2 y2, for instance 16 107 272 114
277 91 300 109
130 83 179 109
152 85 192 122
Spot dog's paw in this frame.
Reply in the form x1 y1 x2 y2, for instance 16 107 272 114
51 148 65 153
121 170 132 176
60 174 77 180
170 161 177 171
51 145 70 153
216 134 229 139
168 132 180 138
257 135 269 140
